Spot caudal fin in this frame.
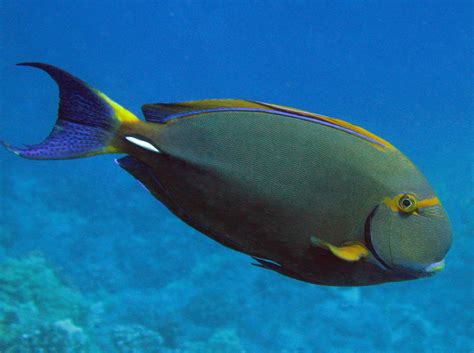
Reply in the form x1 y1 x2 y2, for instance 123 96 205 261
2 63 139 160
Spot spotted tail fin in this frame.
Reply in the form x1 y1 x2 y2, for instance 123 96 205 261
2 63 139 160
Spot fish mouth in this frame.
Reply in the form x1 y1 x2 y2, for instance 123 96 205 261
364 206 393 271
391 259 445 278
402 259 446 277
425 259 445 273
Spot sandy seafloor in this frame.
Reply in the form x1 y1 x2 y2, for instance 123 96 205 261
0 1 472 352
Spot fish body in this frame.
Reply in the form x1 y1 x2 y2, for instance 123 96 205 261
3 63 452 286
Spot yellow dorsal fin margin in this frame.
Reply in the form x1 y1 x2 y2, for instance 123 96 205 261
260 102 396 151
142 99 396 151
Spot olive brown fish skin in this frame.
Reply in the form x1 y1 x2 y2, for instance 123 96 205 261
119 110 451 286
3 63 453 286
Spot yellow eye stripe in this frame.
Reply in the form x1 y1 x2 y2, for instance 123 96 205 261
417 196 441 209
383 194 441 213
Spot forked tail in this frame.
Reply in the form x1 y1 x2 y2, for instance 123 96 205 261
2 63 140 159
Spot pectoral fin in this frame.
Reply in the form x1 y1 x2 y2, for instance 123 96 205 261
311 236 369 262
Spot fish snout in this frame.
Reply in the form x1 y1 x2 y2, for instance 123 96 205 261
367 200 452 279
393 258 446 278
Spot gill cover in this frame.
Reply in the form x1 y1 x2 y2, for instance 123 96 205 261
368 201 452 272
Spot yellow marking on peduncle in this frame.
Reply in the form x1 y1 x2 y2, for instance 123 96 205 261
97 91 140 123
94 90 140 154
102 145 121 154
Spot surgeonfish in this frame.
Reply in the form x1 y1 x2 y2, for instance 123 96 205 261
3 63 452 286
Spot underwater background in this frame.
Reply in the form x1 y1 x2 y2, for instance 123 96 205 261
0 1 472 352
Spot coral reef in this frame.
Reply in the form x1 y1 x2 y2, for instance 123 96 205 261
11 320 89 353
182 329 246 353
0 255 92 353
109 324 163 353
0 255 249 353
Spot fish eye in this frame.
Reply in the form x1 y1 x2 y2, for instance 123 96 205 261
398 194 418 213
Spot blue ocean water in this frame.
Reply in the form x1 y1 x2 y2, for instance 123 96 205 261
0 1 472 352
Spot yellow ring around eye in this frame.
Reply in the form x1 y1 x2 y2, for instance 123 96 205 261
398 194 418 213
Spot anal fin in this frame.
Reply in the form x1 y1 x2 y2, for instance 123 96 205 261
116 156 161 196
252 257 308 282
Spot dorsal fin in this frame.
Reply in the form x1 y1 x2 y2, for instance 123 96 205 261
141 99 265 123
257 101 396 151
141 99 395 151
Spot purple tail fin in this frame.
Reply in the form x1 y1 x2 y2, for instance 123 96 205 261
2 63 138 160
